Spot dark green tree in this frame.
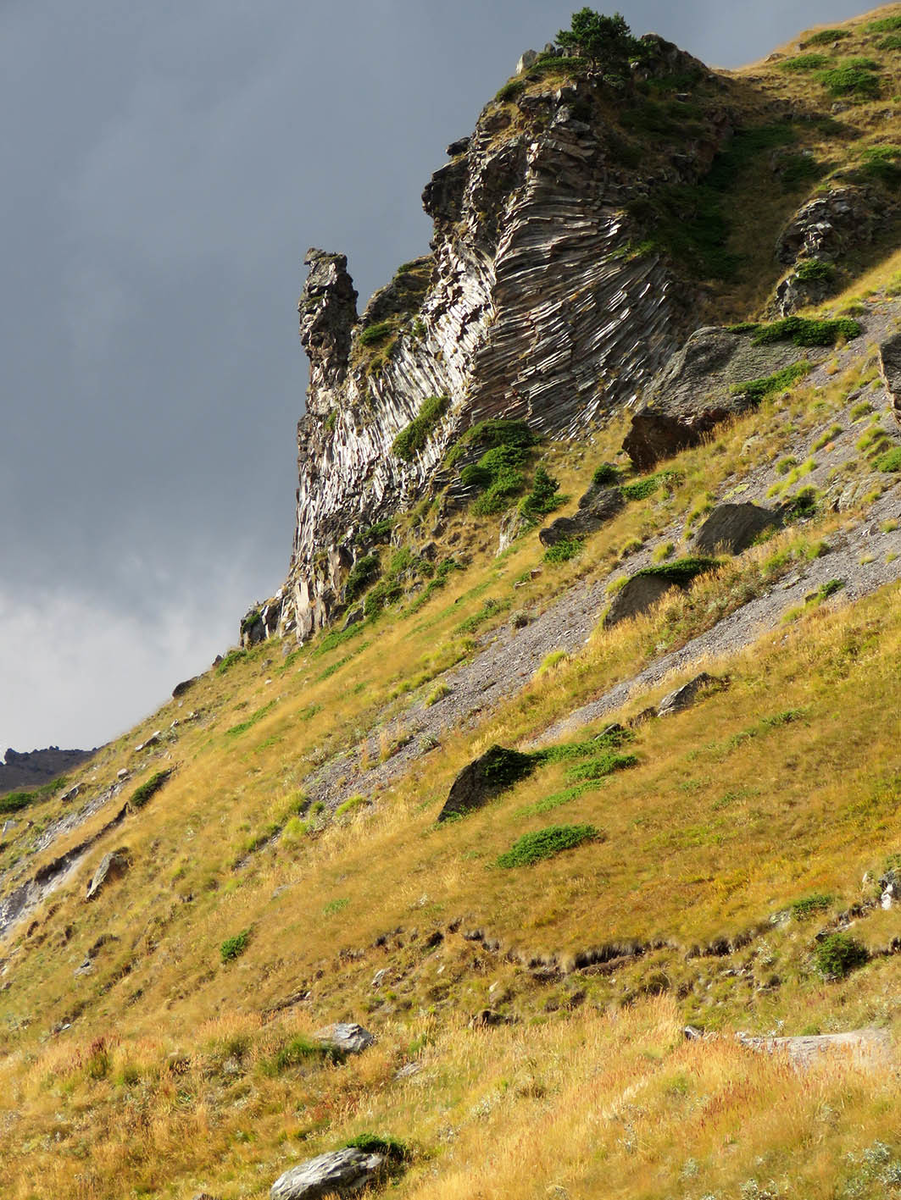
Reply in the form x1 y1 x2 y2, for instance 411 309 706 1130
556 8 642 74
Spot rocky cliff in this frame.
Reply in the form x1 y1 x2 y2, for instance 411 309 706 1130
0 746 94 796
255 37 738 642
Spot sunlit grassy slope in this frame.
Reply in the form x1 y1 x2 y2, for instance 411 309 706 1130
4 9 901 1199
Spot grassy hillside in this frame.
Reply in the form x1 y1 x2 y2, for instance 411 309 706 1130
3 10 901 1200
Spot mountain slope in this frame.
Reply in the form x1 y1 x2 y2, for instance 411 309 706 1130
3 8 901 1200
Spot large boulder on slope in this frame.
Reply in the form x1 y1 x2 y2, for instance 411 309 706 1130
313 1023 376 1055
693 503 781 555
604 574 678 628
438 746 536 822
539 484 625 546
270 1149 385 1200
879 331 901 426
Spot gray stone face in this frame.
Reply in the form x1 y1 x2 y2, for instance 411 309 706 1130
693 503 781 555
438 745 535 822
604 574 677 629
270 1149 385 1200
879 332 901 426
85 849 130 901
656 673 725 717
313 1022 376 1055
539 484 625 546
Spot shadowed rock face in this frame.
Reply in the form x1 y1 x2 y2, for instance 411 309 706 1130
693 503 781 556
267 42 734 642
604 574 677 628
879 331 901 425
0 746 95 796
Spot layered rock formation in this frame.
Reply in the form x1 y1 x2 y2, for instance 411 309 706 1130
269 38 734 640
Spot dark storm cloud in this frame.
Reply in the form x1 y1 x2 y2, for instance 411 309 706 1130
0 0 873 752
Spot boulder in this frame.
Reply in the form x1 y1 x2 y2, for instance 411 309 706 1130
270 1149 385 1200
693 503 781 555
313 1022 376 1055
437 746 536 822
498 507 532 553
776 187 881 266
604 574 678 628
172 676 198 698
86 849 130 901
656 673 725 718
623 326 817 471
516 49 539 74
878 332 901 425
539 485 624 546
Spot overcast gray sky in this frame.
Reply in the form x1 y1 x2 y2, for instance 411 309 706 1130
0 0 871 755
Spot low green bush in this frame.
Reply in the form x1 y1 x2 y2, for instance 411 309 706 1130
544 537 584 563
444 419 535 469
496 78 526 102
354 518 394 546
345 1133 412 1162
868 15 901 31
216 649 246 675
813 932 868 979
344 554 381 604
265 1034 343 1074
804 28 851 45
740 316 861 347
791 893 833 918
877 33 901 49
359 321 393 347
592 462 621 486
782 485 820 521
815 64 881 99
634 556 719 585
130 770 172 810
877 446 901 472
220 929 251 963
392 395 449 461
520 466 565 520
497 824 602 868
794 259 835 283
565 752 639 782
780 53 831 70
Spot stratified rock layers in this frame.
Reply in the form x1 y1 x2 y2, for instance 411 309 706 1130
280 52 727 639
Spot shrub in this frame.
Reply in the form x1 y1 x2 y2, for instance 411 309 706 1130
804 28 851 45
859 145 901 184
497 823 602 868
794 259 835 283
220 929 251 963
743 316 861 347
868 15 901 31
520 466 565 519
544 537 584 563
355 518 394 546
0 790 38 816
791 893 833 919
359 321 393 347
565 752 639 781
392 395 449 461
877 446 901 472
592 462 620 486
782 485 819 521
813 932 868 979
130 770 171 810
496 78 526 102
815 65 881 99
877 33 901 49
634 556 719 585
730 361 811 402
335 795 369 818
620 469 681 501
444 419 535 468
344 554 381 604
781 53 831 70
266 1034 342 1074
425 682 452 707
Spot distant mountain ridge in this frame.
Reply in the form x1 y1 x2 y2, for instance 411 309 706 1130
0 746 94 795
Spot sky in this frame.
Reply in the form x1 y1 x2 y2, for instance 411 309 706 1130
0 0 873 755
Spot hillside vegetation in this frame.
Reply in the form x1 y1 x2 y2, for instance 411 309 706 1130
3 8 901 1200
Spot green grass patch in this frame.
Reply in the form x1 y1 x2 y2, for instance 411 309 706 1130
445 419 535 469
392 395 450 461
804 28 851 45
877 446 901 472
225 701 276 738
544 537 584 564
354 518 394 546
815 64 881 99
496 824 602 868
736 316 861 347
780 53 831 70
790 892 833 919
216 649 246 675
730 361 811 403
565 753 639 782
344 554 381 605
867 15 901 32
359 321 393 347
877 33 901 49
515 783 597 818
345 1133 411 1163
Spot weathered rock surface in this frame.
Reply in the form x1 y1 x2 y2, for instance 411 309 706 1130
693 502 781 555
313 1022 375 1055
656 672 725 717
260 44 735 641
623 326 817 471
270 1149 385 1200
85 849 130 901
879 331 901 425
438 745 535 822
539 484 624 546
604 574 679 628
776 186 884 267
738 1027 891 1070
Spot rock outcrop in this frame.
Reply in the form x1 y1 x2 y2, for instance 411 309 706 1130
270 1149 385 1200
539 483 625 546
879 331 901 425
264 40 734 640
313 1023 375 1055
0 746 95 796
438 745 536 822
693 502 781 555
